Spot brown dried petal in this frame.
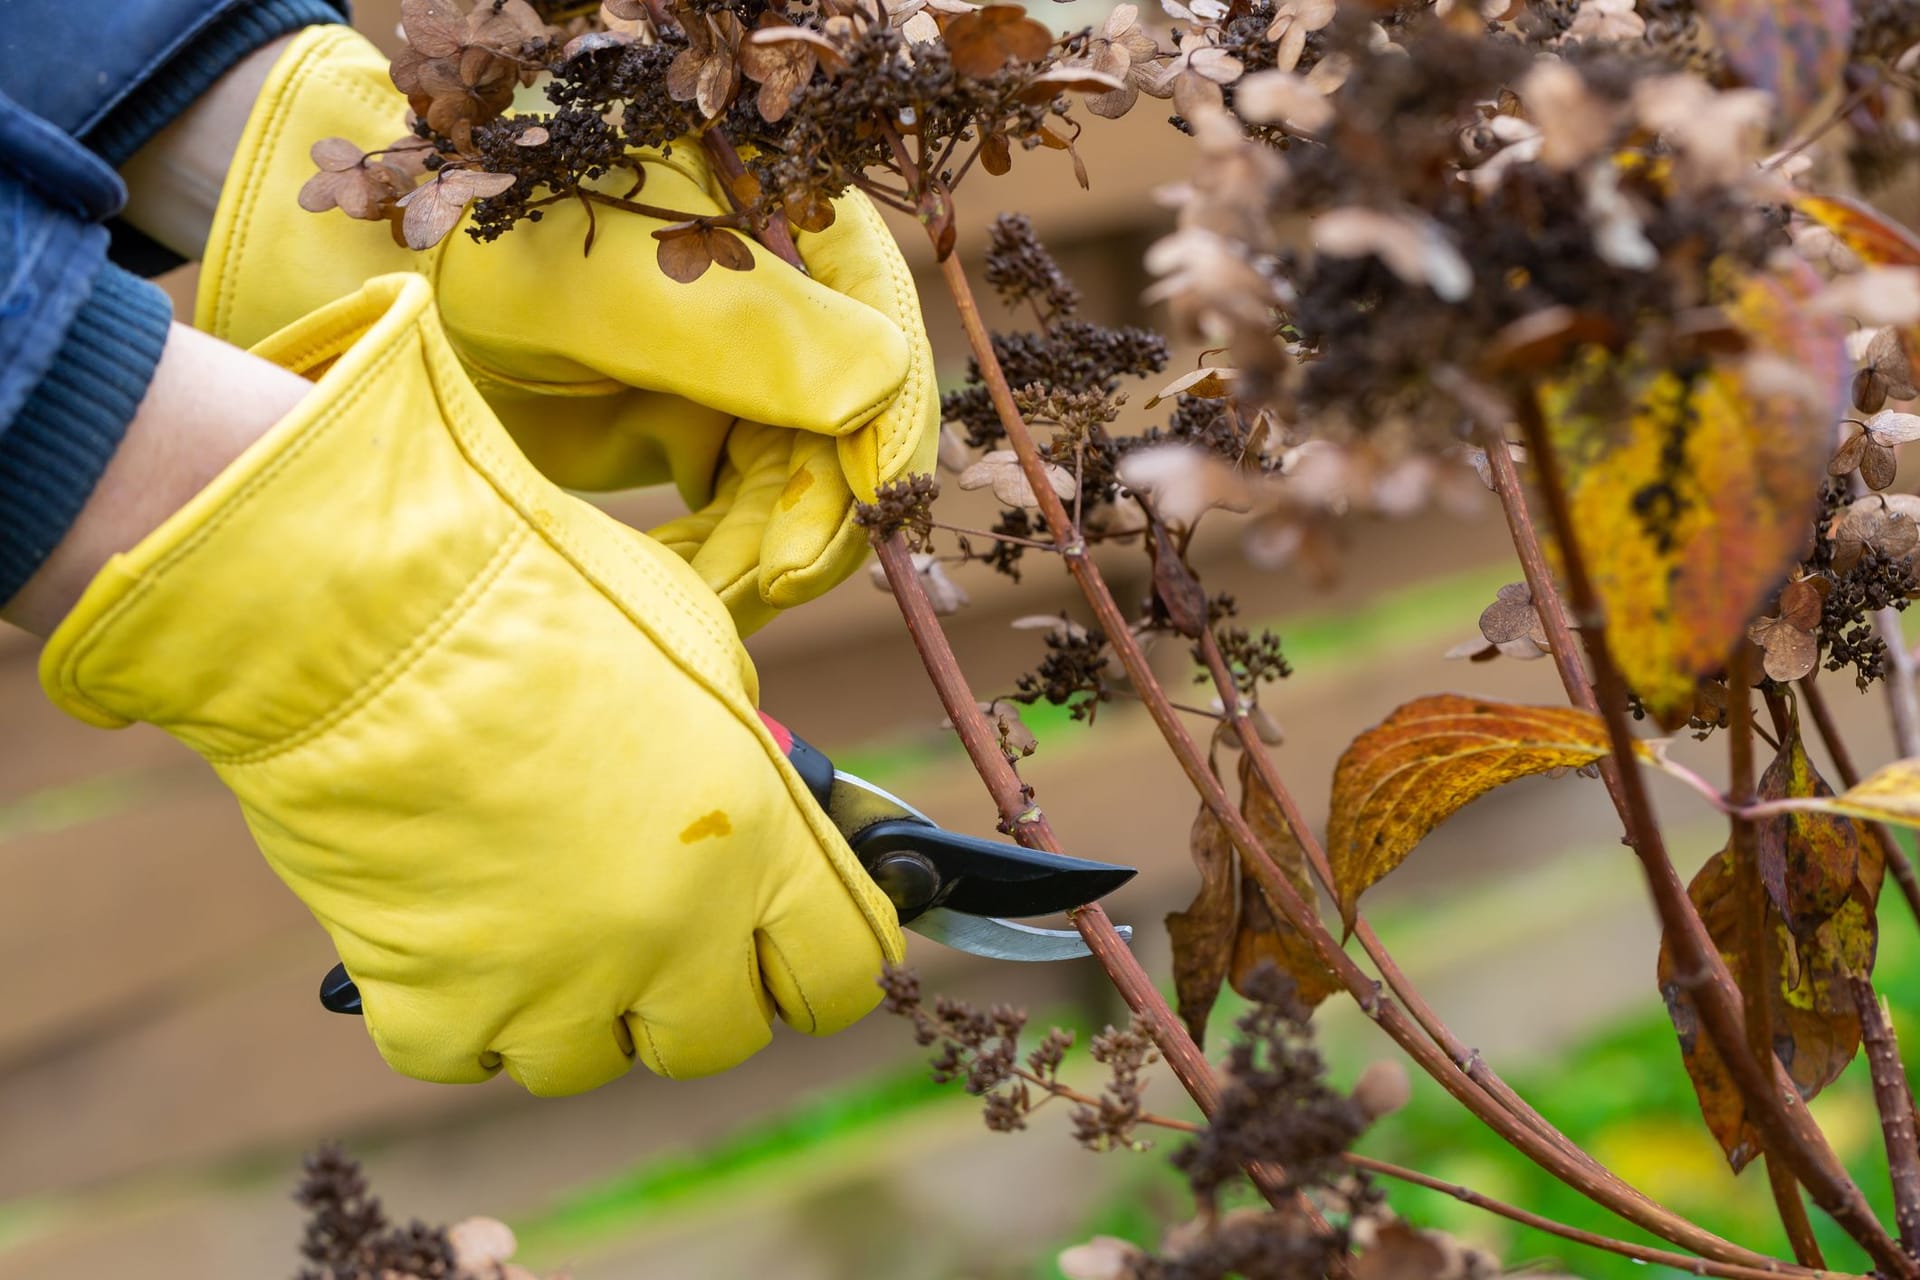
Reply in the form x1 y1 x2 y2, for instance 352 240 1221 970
980 130 1013 175
1315 207 1471 302
448 1218 517 1269
1747 614 1819 682
1861 439 1898 490
1868 326 1920 399
396 168 514 249
311 137 366 173
1867 410 1920 445
466 0 546 51
1116 443 1254 527
1233 69 1331 133
945 5 1054 77
653 224 710 282
1779 577 1825 630
1477 581 1541 645
1017 65 1128 104
1830 494 1920 561
958 449 1077 507
1829 429 1869 477
708 227 755 273
1145 364 1237 407
400 0 468 58
1170 68 1224 117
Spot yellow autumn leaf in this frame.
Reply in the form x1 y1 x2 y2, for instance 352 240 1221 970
1326 694 1613 927
1536 263 1846 728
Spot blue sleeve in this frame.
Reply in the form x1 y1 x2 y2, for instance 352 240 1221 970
0 0 346 606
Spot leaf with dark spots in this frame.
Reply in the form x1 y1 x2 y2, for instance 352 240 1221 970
1167 791 1236 1047
1234 754 1338 1008
1659 838 1878 1172
1326 694 1615 927
1754 726 1860 938
1536 262 1845 727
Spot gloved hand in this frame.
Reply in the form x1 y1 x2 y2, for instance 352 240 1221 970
41 273 903 1094
198 24 938 635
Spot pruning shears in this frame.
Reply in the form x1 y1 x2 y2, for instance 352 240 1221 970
316 713 1135 1014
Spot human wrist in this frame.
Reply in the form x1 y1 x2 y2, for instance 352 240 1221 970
118 28 307 260
1 319 310 637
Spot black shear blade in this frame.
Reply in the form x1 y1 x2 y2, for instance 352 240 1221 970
849 818 1135 919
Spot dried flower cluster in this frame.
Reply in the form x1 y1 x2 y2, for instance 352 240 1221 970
300 0 1145 271
879 963 1162 1146
294 1144 555 1280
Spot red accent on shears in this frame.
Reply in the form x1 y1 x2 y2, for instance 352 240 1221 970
758 710 794 756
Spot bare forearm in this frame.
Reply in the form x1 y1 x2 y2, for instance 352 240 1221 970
2 323 310 635
118 33 297 260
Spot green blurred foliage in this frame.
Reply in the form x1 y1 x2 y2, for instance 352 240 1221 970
1049 855 1920 1279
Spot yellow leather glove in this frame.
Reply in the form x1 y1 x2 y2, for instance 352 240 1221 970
198 24 938 635
42 274 903 1094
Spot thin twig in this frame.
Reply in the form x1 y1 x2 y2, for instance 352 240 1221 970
1345 1154 1860 1280
1851 974 1920 1259
1506 395 1911 1276
699 128 805 271
1202 630 1712 1215
931 519 1061 551
1730 656 1827 1268
1798 673 1920 923
932 249 1776 1270
870 532 1305 1218
1876 604 1920 757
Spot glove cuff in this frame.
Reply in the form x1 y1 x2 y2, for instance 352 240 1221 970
196 24 420 349
42 274 749 756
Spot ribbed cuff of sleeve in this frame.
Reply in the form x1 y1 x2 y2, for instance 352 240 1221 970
0 265 173 605
87 0 347 168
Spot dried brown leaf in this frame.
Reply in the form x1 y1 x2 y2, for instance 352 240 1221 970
1145 364 1237 407
1659 835 1878 1171
1755 727 1861 936
1167 792 1237 1046
1234 754 1338 1008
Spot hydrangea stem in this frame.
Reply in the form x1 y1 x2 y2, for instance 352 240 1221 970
869 531 1314 1220
1501 398 1911 1277
930 249 1783 1270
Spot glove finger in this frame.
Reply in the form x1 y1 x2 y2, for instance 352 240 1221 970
494 1012 639 1097
623 937 778 1079
645 423 791 634
796 194 942 498
437 155 912 441
648 461 743 564
754 847 894 1038
760 433 870 611
356 979 500 1086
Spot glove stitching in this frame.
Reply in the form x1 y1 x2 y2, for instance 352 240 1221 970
215 528 528 767
51 307 422 722
756 928 819 1033
210 28 423 343
872 196 928 483
628 1010 673 1079
416 302 906 962
209 31 338 340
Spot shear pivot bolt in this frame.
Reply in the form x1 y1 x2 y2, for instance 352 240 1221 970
869 851 940 915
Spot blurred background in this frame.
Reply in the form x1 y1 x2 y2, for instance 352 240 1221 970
6 3 1920 1277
